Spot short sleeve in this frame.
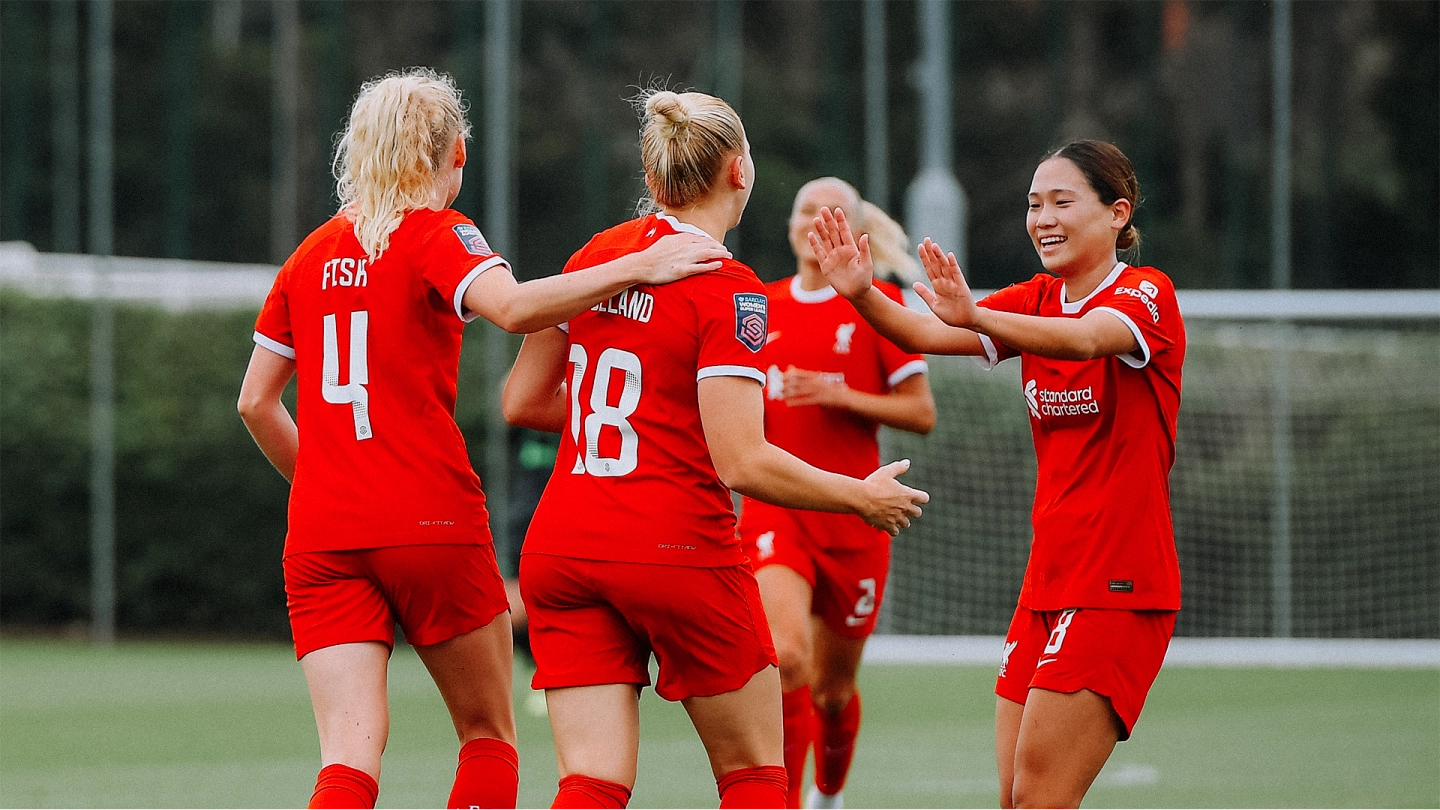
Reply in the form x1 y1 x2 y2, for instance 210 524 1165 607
693 264 768 385
973 275 1047 369
253 262 295 360
417 210 512 322
1092 269 1182 369
875 282 928 387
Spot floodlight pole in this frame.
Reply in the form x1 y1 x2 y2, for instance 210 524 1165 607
863 0 888 209
484 0 515 556
905 0 966 267
88 0 116 647
270 0 300 263
1270 0 1294 639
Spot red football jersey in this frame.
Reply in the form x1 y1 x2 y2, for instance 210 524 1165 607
738 276 927 549
976 263 1185 610
522 214 768 567
253 208 507 557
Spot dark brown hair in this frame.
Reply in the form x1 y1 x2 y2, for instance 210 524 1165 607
1043 140 1142 254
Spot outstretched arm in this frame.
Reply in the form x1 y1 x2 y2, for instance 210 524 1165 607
464 233 730 334
914 239 1139 361
237 345 298 482
501 327 569 433
779 368 936 435
810 207 985 357
698 375 928 536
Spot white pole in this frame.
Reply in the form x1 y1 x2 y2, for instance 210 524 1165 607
905 0 966 266
52 0 82 253
88 0 116 647
484 0 514 554
1270 0 1294 639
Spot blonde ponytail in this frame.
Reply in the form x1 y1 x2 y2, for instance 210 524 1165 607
636 89 745 211
855 201 922 285
333 68 471 259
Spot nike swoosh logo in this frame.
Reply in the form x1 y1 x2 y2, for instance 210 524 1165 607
1035 658 1057 668
766 331 782 344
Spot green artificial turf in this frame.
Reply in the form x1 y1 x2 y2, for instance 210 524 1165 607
1 638 1435 808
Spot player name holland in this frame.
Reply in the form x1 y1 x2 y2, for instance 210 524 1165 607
1025 379 1100 418
592 288 654 323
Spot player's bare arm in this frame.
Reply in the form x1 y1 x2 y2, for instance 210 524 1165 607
501 327 568 433
916 238 1140 361
462 233 730 334
698 375 928 536
237 345 299 482
810 207 985 357
780 367 935 435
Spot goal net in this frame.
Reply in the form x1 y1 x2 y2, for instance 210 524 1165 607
879 292 1440 640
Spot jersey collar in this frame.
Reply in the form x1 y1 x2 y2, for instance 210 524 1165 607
656 213 711 239
1059 262 1127 314
789 274 839 304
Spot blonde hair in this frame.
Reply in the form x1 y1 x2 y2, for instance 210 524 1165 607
333 68 471 259
636 90 745 211
792 177 921 285
855 201 922 285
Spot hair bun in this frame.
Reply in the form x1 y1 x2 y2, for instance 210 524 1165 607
646 91 691 139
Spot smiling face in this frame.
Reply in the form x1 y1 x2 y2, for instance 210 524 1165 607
788 179 859 265
1026 157 1130 277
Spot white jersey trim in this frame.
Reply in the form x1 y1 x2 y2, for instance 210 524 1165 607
1060 262 1127 314
1093 306 1151 368
657 213 711 239
789 275 839 304
454 256 510 322
973 334 1002 370
557 322 569 334
887 359 929 387
697 365 767 384
253 331 296 360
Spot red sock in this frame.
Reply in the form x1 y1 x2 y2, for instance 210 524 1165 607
780 686 813 808
447 737 519 809
551 774 632 809
717 765 788 809
309 763 378 809
813 692 861 796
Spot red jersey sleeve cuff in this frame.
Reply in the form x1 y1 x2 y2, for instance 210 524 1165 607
886 359 929 387
973 334 1001 370
1093 306 1151 368
697 365 766 384
453 256 511 322
253 331 296 360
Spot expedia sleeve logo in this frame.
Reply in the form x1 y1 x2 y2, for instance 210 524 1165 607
452 224 492 256
733 293 768 353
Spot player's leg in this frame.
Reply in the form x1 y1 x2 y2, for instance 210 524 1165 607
995 695 1024 809
300 642 390 808
546 684 642 807
807 622 867 808
412 616 519 809
683 665 788 809
755 564 816 808
1010 688 1119 808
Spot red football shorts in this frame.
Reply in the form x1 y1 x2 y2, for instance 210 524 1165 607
520 553 778 702
995 606 1176 739
284 543 510 660
739 505 890 639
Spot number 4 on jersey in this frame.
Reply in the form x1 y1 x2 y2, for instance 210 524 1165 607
323 311 373 441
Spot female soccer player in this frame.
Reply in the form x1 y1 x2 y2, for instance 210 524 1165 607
737 177 936 809
811 140 1184 809
501 90 929 809
237 68 727 810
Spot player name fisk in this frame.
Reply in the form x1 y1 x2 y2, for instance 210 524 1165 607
591 287 654 323
321 257 368 290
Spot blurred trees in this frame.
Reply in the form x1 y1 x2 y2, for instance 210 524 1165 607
1 1 1435 288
